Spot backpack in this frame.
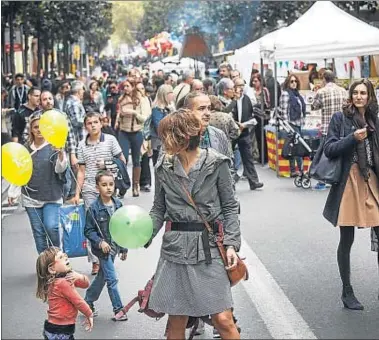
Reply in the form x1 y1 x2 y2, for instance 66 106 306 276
113 276 208 340
143 115 153 141
114 276 164 320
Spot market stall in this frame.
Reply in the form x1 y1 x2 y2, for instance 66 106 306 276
258 1 379 177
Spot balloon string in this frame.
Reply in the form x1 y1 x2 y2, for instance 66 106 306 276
67 166 106 240
23 186 55 249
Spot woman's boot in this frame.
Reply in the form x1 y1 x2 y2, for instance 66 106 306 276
341 285 364 310
132 167 141 197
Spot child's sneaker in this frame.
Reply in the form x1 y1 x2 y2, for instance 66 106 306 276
86 303 98 317
112 310 128 321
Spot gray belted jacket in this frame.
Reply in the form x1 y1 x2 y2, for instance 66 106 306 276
150 148 241 265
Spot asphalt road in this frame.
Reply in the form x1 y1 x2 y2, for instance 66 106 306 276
2 165 378 339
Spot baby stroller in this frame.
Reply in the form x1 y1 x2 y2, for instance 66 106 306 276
276 116 320 189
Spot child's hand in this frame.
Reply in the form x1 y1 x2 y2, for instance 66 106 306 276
82 316 93 332
120 252 128 261
66 271 84 283
100 241 111 253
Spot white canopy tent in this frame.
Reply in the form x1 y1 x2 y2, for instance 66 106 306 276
229 28 285 83
150 55 205 77
274 1 379 61
230 1 379 82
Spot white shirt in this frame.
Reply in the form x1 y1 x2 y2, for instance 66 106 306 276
237 97 243 123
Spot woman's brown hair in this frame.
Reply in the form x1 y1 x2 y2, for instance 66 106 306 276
250 73 262 88
344 79 378 124
158 108 202 154
118 79 140 108
36 247 60 302
282 74 301 91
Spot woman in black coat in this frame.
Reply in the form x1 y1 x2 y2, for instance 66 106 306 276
323 79 379 310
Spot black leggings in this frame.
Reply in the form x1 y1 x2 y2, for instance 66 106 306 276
337 226 379 286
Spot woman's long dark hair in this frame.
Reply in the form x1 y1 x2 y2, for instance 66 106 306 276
343 79 378 126
282 74 301 91
118 79 140 108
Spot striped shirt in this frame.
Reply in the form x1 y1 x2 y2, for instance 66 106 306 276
77 133 122 193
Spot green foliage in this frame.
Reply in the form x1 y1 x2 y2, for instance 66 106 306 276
3 1 113 47
111 1 144 45
136 0 183 41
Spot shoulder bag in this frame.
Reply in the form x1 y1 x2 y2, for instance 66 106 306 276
309 113 345 184
180 182 248 287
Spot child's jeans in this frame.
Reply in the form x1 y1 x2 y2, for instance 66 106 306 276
43 330 74 340
85 254 123 313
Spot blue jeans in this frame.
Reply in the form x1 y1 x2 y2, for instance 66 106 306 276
288 124 303 173
25 203 61 254
118 130 143 168
85 255 123 313
233 147 242 171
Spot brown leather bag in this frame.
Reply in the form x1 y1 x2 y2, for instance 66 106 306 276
180 182 249 287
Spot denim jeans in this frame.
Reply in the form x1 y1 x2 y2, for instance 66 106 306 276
85 255 123 313
25 203 61 254
288 124 303 173
233 147 242 172
118 130 143 168
82 192 99 264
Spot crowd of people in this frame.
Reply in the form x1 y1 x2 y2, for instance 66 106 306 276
2 60 379 339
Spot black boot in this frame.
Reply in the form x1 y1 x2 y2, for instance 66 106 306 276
342 285 364 310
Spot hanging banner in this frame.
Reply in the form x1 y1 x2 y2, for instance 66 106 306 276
349 60 355 70
4 27 23 53
285 61 289 68
279 61 283 68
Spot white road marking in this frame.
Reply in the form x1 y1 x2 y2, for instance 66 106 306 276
240 238 317 339
2 206 18 212
2 213 11 220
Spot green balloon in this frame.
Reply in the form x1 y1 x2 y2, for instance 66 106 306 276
110 205 153 249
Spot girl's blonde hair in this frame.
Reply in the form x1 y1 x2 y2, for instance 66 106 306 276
158 108 202 154
153 84 174 109
28 113 42 145
36 246 60 302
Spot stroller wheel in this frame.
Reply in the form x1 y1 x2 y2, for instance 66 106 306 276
294 176 302 188
302 177 312 189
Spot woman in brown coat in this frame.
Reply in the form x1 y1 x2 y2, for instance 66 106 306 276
323 79 379 310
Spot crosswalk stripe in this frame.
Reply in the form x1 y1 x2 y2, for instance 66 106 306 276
240 238 317 339
2 206 18 212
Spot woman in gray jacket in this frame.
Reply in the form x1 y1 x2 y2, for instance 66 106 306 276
148 109 241 339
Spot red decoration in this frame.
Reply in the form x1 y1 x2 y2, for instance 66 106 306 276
349 60 355 70
299 61 305 69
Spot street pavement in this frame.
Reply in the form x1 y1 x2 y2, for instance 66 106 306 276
1 165 379 339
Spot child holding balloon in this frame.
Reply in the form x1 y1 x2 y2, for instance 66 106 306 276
84 170 128 321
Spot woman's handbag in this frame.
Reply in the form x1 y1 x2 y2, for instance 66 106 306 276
282 133 311 159
309 115 345 184
180 182 248 287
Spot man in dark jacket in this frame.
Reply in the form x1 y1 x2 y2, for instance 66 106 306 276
265 69 281 109
11 87 40 143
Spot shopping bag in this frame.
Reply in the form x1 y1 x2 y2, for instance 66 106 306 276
59 204 88 258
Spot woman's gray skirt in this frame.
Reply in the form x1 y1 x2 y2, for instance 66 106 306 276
149 257 233 317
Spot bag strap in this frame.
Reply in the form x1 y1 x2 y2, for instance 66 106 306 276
339 113 345 139
179 180 228 266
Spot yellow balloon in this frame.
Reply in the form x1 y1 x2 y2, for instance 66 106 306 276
39 110 69 148
2 142 33 186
